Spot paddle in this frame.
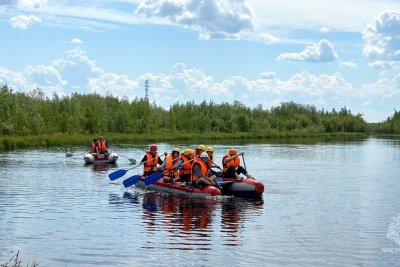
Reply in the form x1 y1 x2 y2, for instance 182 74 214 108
118 155 137 164
241 153 247 171
123 174 142 188
113 154 166 182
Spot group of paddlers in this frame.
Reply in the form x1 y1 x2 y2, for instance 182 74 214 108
139 144 254 189
89 136 109 154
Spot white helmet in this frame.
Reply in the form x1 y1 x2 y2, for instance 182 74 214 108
200 152 209 158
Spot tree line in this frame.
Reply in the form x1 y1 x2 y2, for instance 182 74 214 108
0 84 398 136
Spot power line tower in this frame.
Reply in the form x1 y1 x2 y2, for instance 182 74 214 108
144 80 149 101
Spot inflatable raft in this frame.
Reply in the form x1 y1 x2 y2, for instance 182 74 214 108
135 178 221 198
84 152 118 164
218 178 264 198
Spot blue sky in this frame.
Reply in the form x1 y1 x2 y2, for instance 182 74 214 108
0 0 399 122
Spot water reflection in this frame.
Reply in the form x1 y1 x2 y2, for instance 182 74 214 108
110 191 264 250
84 162 118 173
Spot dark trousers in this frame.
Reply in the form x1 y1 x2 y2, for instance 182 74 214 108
180 174 191 183
223 166 247 178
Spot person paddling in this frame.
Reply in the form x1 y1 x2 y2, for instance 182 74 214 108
175 148 196 184
222 148 253 180
141 144 165 176
162 148 181 183
90 138 97 153
96 135 109 154
191 152 218 189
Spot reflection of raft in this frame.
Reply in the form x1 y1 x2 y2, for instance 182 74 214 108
219 178 264 198
83 152 118 164
135 178 221 198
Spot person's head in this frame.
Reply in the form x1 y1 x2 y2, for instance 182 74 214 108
150 144 157 155
196 144 206 152
200 152 209 162
183 148 194 159
93 138 97 142
206 146 214 156
229 148 237 156
99 136 104 141
172 147 180 158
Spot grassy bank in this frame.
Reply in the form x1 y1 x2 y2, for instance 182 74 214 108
0 131 369 152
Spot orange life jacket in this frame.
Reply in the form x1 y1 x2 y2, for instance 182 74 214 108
179 154 192 175
191 159 209 182
165 154 179 177
222 154 240 172
144 152 159 173
97 140 108 153
90 143 96 153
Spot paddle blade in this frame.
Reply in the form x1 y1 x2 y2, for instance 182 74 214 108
123 175 142 188
108 169 128 181
144 172 164 186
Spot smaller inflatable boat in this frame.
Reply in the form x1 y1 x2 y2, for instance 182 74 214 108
84 152 118 164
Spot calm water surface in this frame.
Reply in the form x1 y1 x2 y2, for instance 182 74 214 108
1 138 400 266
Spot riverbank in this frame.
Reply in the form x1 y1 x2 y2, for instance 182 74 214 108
0 131 370 151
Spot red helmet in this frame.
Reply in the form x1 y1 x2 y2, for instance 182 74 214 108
150 144 157 151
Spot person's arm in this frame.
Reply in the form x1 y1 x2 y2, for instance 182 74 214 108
176 159 184 170
140 155 147 163
158 157 164 165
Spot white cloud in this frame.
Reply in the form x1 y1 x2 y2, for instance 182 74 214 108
52 47 104 91
340 61 357 69
71 38 82 44
10 14 41 29
18 0 47 9
319 27 330 33
249 0 400 32
0 47 398 122
363 10 400 62
259 71 276 80
277 39 338 63
135 0 254 39
259 32 278 44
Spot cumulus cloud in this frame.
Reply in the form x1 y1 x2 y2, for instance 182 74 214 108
277 39 338 63
10 14 41 29
0 46 398 122
363 10 400 62
52 47 104 91
135 0 254 39
259 32 278 44
71 38 82 44
319 27 330 33
340 61 358 69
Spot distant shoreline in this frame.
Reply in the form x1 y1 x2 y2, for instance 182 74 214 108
0 132 377 151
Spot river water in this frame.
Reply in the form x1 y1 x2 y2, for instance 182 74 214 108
0 138 399 266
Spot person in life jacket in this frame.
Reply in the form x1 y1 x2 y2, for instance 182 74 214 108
140 144 165 176
176 148 195 184
206 146 222 177
96 136 109 154
90 138 97 153
194 144 206 157
191 152 218 189
162 148 181 183
222 148 253 180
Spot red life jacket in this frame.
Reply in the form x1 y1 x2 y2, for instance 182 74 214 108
191 159 209 182
179 154 192 176
97 140 108 153
90 143 96 153
144 152 159 173
222 154 240 172
165 154 179 177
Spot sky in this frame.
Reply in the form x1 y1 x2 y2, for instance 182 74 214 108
0 0 399 122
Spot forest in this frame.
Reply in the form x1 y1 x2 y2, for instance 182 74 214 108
0 84 398 137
